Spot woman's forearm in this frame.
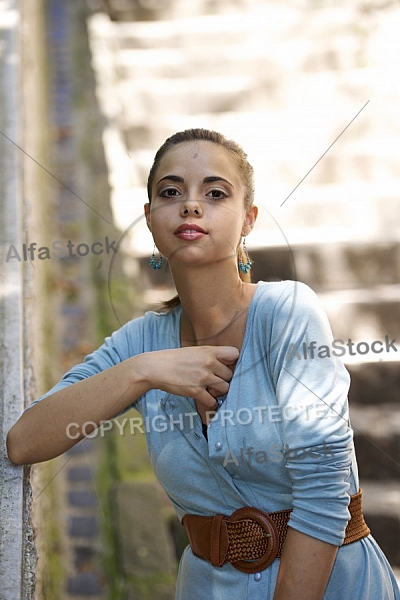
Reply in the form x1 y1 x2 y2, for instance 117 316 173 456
6 344 238 465
273 527 338 600
6 355 150 465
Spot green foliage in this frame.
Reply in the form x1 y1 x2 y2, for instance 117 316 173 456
35 461 65 600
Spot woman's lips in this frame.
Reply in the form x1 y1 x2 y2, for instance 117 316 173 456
176 231 206 240
174 224 207 240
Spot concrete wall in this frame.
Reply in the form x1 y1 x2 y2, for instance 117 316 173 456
0 1 49 598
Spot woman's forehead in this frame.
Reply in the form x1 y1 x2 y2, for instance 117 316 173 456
160 140 236 168
155 140 240 179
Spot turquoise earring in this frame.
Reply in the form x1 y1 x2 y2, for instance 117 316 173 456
238 237 251 274
149 245 163 270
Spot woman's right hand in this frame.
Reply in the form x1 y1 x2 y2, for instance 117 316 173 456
132 345 239 410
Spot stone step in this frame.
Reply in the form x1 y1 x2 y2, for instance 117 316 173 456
116 45 279 80
67 573 103 596
68 516 99 539
360 481 400 567
354 432 400 485
114 38 367 80
105 0 263 24
115 74 374 133
90 11 400 140
252 181 400 249
249 242 400 292
92 12 252 50
117 74 254 118
93 5 378 69
362 481 400 517
115 43 382 82
114 44 399 95
68 490 98 508
317 289 400 348
350 405 400 480
113 64 397 132
347 362 400 406
67 466 93 483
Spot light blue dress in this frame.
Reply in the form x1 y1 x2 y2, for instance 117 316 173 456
27 281 400 599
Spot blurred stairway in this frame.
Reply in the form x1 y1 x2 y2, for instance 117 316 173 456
88 0 400 569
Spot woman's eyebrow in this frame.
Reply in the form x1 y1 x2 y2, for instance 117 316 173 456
156 174 184 185
203 176 234 187
156 174 234 187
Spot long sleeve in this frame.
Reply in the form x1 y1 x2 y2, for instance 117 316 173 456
267 281 354 546
24 316 145 413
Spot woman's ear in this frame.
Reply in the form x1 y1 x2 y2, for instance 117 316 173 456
144 203 152 232
241 205 258 236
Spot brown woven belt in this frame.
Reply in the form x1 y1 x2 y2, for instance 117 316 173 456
182 489 370 574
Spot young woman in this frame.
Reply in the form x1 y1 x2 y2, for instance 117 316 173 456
7 129 400 599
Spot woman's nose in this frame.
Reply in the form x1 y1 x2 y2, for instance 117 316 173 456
180 196 203 216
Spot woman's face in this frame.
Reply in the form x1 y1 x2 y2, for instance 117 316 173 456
145 141 257 270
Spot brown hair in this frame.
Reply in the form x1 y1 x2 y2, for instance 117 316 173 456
147 128 255 311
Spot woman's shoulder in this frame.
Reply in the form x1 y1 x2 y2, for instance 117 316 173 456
252 280 331 341
118 303 181 353
123 303 180 330
252 280 329 332
254 279 319 310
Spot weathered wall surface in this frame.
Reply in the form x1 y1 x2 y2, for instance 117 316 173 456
0 0 48 598
0 0 122 598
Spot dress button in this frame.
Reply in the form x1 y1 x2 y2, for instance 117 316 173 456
215 441 223 451
254 572 262 582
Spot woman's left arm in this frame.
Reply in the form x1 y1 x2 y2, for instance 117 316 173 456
273 528 338 600
267 282 355 598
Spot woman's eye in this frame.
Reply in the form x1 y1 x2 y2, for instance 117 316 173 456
160 188 180 198
207 189 227 199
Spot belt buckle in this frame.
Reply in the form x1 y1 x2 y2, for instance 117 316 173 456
227 507 280 574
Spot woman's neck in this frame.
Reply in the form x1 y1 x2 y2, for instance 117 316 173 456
171 264 256 346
